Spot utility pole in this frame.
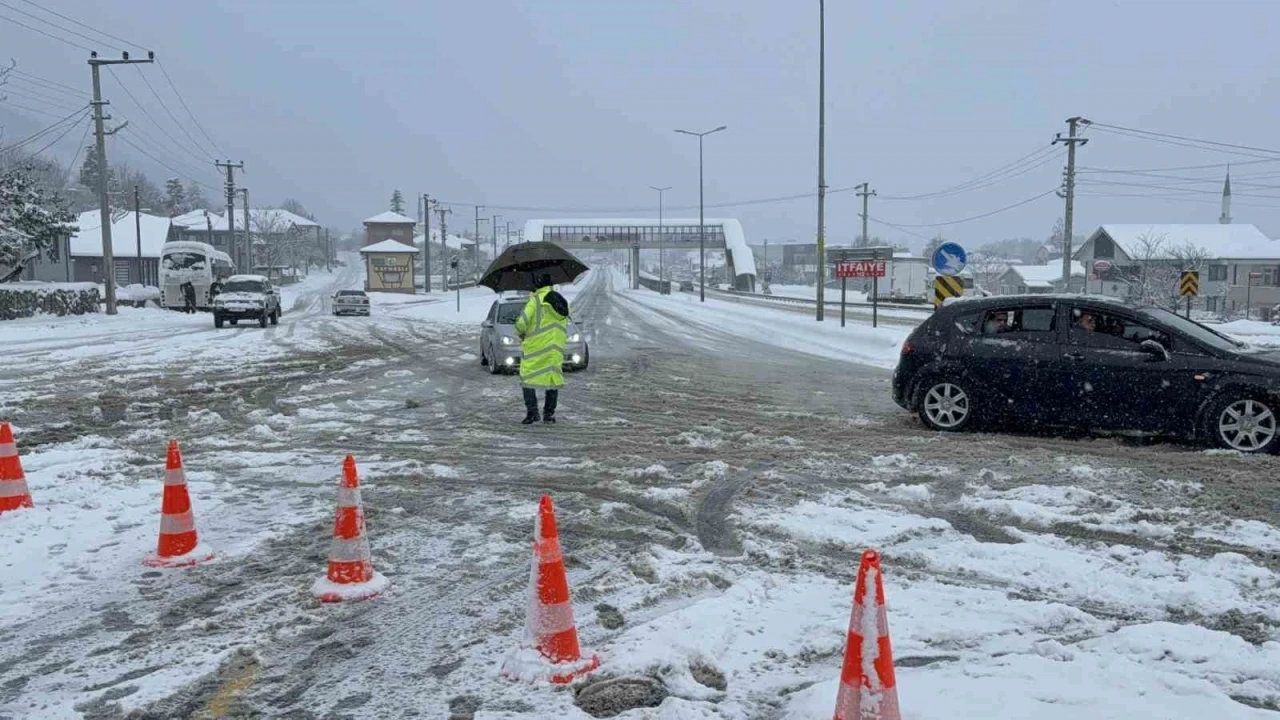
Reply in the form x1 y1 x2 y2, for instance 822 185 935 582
239 187 250 272
505 220 512 250
815 0 827 321
856 182 876 247
134 185 142 286
491 214 502 264
435 204 452 290
1054 117 1089 287
325 229 331 273
422 194 431 293
215 160 245 269
473 205 485 282
90 50 153 315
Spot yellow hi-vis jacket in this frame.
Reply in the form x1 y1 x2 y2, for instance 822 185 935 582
515 286 568 390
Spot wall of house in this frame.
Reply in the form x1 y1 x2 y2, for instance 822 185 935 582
364 223 415 247
364 252 416 293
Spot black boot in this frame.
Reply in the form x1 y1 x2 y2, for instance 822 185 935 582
543 389 558 424
522 388 540 425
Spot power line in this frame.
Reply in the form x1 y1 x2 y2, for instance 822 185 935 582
1078 157 1280 175
879 145 1061 201
15 0 143 50
105 67 211 167
0 0 109 49
134 64 218 159
157 61 224 157
869 188 1058 229
1087 121 1280 158
65 111 92 176
0 97 66 118
115 133 217 191
7 73 84 99
0 86 86 113
0 9 93 51
1086 124 1279 161
27 110 88 157
0 105 88 152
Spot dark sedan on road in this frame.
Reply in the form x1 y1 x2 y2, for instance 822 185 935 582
893 295 1280 453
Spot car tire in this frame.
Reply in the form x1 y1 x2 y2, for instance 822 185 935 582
579 345 590 371
1206 393 1279 453
488 346 503 375
916 378 975 432
481 347 489 366
270 308 279 326
214 314 224 329
230 318 237 326
258 312 268 328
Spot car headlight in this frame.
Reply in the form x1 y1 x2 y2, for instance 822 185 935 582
567 333 581 343
501 336 516 346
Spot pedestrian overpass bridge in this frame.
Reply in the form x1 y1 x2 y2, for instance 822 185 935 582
523 218 757 291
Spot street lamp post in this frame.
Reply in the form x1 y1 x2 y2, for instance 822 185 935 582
675 126 727 302
650 185 671 292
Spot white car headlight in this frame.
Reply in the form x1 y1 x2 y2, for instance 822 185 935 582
501 336 516 346
567 333 581 343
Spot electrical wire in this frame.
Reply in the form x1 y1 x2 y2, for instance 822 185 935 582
878 145 1062 201
135 65 218 160
114 133 218 192
16 0 142 50
27 110 87 157
0 9 93 51
1087 121 1280 158
65 111 92 176
868 188 1058 229
0 85 86 113
0 105 89 153
1087 124 1279 161
157 61 225 157
105 67 211 167
7 73 83 100
1078 157 1280 175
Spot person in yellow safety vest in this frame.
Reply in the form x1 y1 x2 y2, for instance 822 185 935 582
514 274 570 424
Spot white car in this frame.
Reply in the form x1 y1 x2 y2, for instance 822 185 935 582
332 290 371 316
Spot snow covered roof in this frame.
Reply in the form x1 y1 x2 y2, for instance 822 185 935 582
1090 224 1278 260
414 230 473 252
359 239 419 254
69 211 173 258
521 218 757 278
364 211 417 225
170 209 221 229
1007 262 1085 283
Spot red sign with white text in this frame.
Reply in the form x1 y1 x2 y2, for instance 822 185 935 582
836 260 887 279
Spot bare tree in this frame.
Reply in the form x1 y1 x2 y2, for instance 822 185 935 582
967 252 1009 294
1125 231 1212 309
250 209 295 272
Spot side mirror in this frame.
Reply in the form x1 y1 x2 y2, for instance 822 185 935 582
1139 339 1170 362
481 321 493 328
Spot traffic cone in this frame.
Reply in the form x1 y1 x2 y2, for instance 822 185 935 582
504 495 600 684
311 455 388 603
833 549 900 720
144 440 214 568
0 422 34 514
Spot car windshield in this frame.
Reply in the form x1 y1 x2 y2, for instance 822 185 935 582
337 290 364 296
1137 307 1248 353
162 252 207 270
224 280 266 293
497 303 524 324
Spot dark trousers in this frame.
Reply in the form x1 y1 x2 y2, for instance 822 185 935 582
523 388 558 417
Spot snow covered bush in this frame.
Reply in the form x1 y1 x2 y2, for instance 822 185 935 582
0 282 100 320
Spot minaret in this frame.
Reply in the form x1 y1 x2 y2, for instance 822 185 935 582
1219 168 1232 224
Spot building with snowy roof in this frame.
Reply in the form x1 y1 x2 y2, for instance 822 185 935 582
1074 224 1280 315
523 218 758 291
364 211 417 249
172 207 323 271
18 210 174 286
996 262 1085 295
359 239 418 293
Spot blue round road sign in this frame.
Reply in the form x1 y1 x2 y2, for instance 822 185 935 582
932 242 967 276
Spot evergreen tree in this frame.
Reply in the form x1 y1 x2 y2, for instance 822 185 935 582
78 152 113 196
0 163 77 282
390 189 405 214
164 178 187 216
186 180 210 211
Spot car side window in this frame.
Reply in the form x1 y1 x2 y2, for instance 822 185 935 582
1068 307 1169 351
486 303 497 323
976 306 1056 342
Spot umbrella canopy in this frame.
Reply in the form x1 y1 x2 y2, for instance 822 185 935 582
479 241 589 293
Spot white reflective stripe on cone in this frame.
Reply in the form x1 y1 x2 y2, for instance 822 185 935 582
0 479 30 498
335 486 361 507
534 599 577 636
835 679 901 720
328 535 372 562
159 510 195 534
535 537 563 565
164 468 187 486
0 442 15 456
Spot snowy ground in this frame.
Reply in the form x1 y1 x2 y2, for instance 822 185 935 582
0 265 1277 719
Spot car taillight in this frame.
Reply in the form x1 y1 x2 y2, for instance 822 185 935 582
901 341 913 355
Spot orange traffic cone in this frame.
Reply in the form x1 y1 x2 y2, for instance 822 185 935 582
0 422 34 514
311 455 387 603
503 495 600 684
144 440 215 568
833 549 900 720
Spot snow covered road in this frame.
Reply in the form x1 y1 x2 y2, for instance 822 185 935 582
1 267 1278 718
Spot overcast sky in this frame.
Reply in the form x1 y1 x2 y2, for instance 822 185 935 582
4 0 1280 252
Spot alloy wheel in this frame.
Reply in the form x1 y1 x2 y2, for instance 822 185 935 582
924 383 970 429
1218 399 1277 452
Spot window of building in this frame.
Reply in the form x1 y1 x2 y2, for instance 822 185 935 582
1266 267 1280 287
1208 265 1227 281
1094 236 1115 259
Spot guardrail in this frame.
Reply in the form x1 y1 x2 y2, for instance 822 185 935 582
707 287 934 313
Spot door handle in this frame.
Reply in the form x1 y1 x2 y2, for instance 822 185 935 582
1066 352 1086 362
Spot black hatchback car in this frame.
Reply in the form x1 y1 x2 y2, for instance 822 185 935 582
892 295 1280 453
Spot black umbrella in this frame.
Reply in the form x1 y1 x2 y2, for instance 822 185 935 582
479 241 589 293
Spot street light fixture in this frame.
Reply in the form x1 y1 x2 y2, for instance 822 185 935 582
675 125 727 302
650 185 671 291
